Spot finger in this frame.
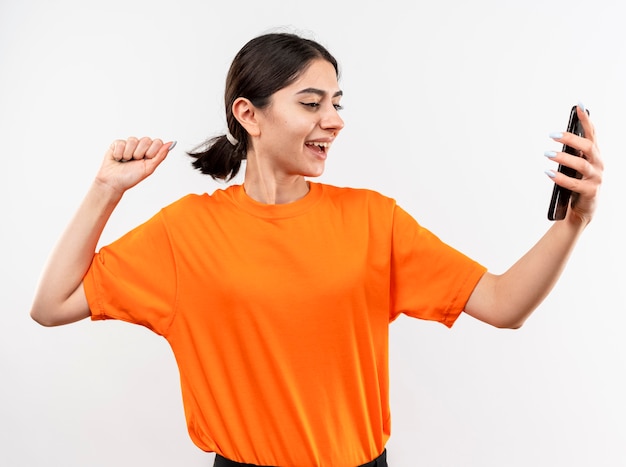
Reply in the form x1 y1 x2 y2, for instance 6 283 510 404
145 138 164 159
111 139 127 161
122 136 139 161
550 130 601 167
545 150 594 179
547 169 600 202
545 169 585 195
576 107 604 172
545 150 602 196
144 140 175 175
576 103 597 144
133 137 153 160
572 104 601 165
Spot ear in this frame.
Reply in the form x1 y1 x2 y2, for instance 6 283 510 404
232 97 260 137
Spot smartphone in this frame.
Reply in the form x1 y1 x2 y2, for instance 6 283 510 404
547 105 589 221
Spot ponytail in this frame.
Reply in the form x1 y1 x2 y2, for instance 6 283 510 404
187 132 246 181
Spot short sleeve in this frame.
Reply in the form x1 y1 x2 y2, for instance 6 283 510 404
389 206 486 327
83 210 178 336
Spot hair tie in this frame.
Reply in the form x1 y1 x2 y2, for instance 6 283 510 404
226 129 239 146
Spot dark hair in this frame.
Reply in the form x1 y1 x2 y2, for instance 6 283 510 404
187 32 339 181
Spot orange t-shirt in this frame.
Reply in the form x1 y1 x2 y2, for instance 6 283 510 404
84 182 486 467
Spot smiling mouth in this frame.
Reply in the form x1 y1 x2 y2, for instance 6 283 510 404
305 141 332 154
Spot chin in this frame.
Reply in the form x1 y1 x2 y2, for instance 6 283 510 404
304 168 325 178
307 161 327 178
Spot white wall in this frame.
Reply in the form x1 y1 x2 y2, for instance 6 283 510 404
1 0 624 465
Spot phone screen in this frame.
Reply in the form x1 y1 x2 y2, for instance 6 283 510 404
547 106 588 221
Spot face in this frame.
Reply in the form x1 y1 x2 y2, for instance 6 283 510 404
251 59 345 178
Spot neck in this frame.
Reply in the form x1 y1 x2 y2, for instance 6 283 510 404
243 157 309 205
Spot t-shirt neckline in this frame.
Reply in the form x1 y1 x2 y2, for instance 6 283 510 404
229 182 324 219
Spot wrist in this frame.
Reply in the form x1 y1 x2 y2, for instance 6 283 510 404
565 206 593 230
90 178 125 204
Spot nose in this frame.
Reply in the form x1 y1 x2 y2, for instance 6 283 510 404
320 104 345 133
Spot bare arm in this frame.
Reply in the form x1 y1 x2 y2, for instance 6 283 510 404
464 105 603 328
30 137 174 326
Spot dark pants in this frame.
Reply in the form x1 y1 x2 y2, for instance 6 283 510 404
214 449 388 467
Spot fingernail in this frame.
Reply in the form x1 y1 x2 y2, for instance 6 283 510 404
577 101 586 112
545 170 556 179
168 141 177 151
544 150 557 158
549 132 563 139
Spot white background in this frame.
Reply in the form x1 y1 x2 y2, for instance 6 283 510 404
1 0 624 466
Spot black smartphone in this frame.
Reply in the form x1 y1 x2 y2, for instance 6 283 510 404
547 105 589 221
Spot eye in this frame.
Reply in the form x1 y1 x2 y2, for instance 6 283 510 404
333 103 344 111
301 102 320 108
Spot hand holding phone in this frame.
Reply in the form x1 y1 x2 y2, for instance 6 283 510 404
547 105 589 221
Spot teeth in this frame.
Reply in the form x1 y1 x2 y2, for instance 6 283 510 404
306 142 331 148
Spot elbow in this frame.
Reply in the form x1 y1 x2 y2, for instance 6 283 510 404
30 291 61 326
30 311 79 327
29 284 90 326
29 306 90 327
495 321 524 330
30 307 59 327
29 300 77 327
493 315 528 330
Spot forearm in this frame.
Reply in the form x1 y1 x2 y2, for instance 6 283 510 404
30 179 123 326
466 214 587 328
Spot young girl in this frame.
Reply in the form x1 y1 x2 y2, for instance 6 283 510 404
30 32 603 467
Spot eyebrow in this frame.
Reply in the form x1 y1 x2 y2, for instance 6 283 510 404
296 87 343 98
